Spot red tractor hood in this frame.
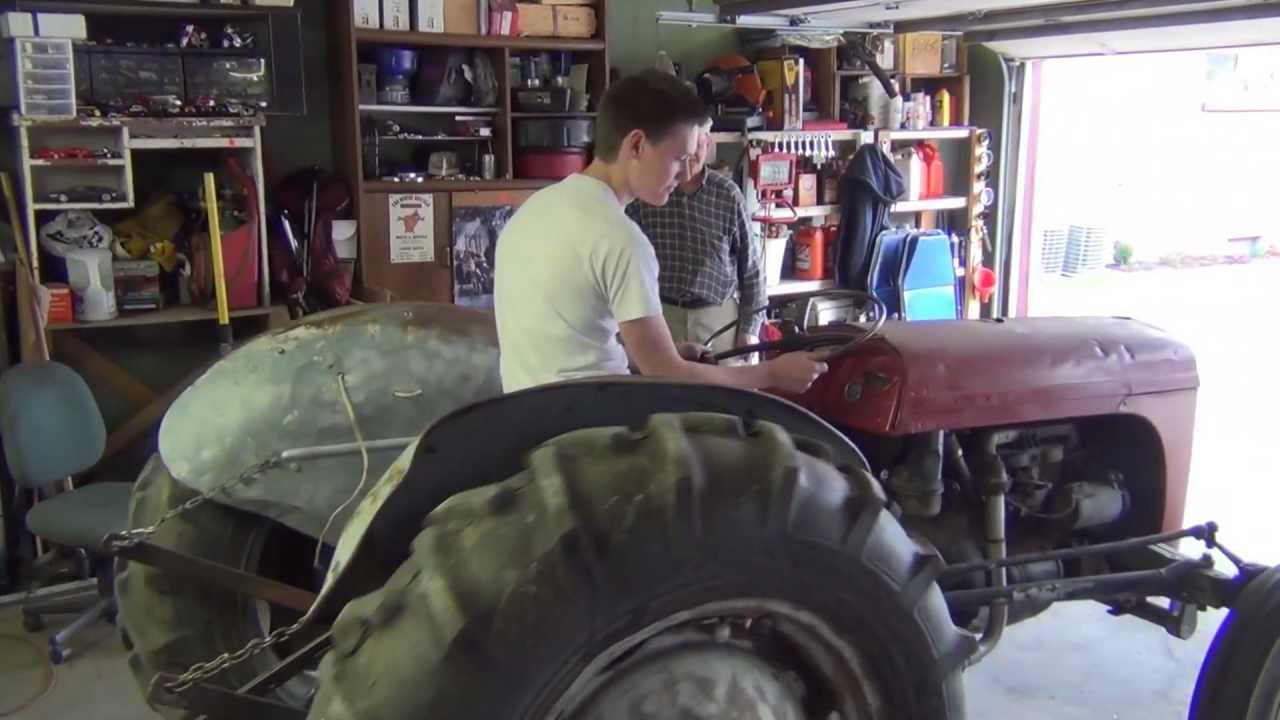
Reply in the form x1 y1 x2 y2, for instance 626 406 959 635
791 317 1199 436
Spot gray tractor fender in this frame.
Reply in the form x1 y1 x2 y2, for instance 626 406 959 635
307 378 878 622
157 302 502 540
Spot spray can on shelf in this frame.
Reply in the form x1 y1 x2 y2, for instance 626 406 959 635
934 89 952 127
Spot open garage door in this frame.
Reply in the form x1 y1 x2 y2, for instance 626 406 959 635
713 0 1280 570
712 1 1280 58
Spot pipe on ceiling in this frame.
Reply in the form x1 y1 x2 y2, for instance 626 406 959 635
896 0 1249 33
964 2 1280 42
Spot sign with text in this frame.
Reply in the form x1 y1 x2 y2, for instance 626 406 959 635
388 193 434 264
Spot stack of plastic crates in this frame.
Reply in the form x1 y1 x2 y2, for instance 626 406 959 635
1040 228 1067 274
1062 224 1107 276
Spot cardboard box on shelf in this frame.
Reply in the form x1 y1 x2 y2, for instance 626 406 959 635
898 32 942 75
34 13 86 39
514 3 553 36
552 6 595 37
488 0 515 35
445 0 480 34
0 12 34 38
381 0 411 31
513 2 593 37
354 0 381 28
414 0 445 31
46 284 73 324
757 56 804 131
113 260 162 311
795 173 817 207
415 0 478 33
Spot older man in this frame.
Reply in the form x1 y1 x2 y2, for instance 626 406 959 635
626 119 766 355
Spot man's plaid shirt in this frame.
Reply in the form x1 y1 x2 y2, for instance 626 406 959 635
626 169 765 336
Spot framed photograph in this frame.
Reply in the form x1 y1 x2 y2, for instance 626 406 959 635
452 205 515 308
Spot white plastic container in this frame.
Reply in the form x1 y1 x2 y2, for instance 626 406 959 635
66 247 118 322
893 147 924 202
332 220 358 260
887 94 903 131
765 231 791 287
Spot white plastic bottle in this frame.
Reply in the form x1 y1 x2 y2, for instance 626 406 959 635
888 94 904 130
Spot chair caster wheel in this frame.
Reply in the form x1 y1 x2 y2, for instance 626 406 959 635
49 645 68 665
22 614 45 633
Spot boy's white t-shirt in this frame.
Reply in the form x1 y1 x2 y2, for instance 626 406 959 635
495 173 662 392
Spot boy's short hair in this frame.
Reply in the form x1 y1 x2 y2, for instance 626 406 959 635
594 70 708 161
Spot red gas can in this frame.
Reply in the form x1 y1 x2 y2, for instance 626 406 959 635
918 142 945 199
792 226 829 280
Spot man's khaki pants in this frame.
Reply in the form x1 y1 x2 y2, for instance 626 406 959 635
662 297 740 354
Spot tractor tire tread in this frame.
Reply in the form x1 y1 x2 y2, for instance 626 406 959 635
309 413 975 720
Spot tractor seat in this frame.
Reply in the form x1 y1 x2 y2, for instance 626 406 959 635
25 482 132 550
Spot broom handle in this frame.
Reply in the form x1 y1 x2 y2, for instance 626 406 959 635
0 172 49 360
202 173 233 354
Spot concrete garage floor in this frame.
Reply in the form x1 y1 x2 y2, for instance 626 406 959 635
0 601 1230 718
1 260 1273 719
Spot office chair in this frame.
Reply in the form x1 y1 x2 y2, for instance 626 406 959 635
0 360 132 663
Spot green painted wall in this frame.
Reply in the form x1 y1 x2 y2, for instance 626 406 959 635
608 0 741 78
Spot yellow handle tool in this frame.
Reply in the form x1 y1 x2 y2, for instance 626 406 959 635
1 172 50 360
202 172 233 354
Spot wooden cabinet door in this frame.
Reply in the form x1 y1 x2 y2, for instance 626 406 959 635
358 191 454 302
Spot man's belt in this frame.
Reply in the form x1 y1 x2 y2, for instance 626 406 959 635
661 296 718 310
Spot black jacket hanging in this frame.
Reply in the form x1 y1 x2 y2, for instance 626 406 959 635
834 144 905 290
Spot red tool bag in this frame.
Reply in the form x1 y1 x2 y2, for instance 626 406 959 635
190 156 260 310
269 167 354 311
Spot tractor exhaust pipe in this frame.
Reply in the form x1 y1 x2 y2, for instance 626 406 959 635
968 431 1010 665
971 492 1009 665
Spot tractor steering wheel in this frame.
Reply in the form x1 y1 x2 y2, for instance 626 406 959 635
713 290 888 363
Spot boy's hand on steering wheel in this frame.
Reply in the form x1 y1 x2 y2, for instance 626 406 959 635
765 351 829 393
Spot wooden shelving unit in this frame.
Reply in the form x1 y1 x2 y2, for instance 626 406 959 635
46 305 279 331
834 41 972 128
768 279 838 297
880 127 975 142
331 1 609 303
9 116 270 311
358 104 501 115
712 129 868 144
362 178 555 193
355 28 605 51
892 196 969 213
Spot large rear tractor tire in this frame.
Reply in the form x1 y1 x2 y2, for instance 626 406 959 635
310 413 974 720
115 455 321 717
1190 565 1280 720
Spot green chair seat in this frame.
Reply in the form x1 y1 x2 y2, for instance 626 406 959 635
25 482 132 550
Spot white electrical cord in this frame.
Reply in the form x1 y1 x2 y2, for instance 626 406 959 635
313 372 370 570
0 633 56 716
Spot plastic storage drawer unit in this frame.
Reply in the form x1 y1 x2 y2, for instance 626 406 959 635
2 37 76 117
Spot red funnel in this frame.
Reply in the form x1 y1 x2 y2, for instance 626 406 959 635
973 267 997 304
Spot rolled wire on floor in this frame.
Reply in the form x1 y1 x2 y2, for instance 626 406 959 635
0 632 57 717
